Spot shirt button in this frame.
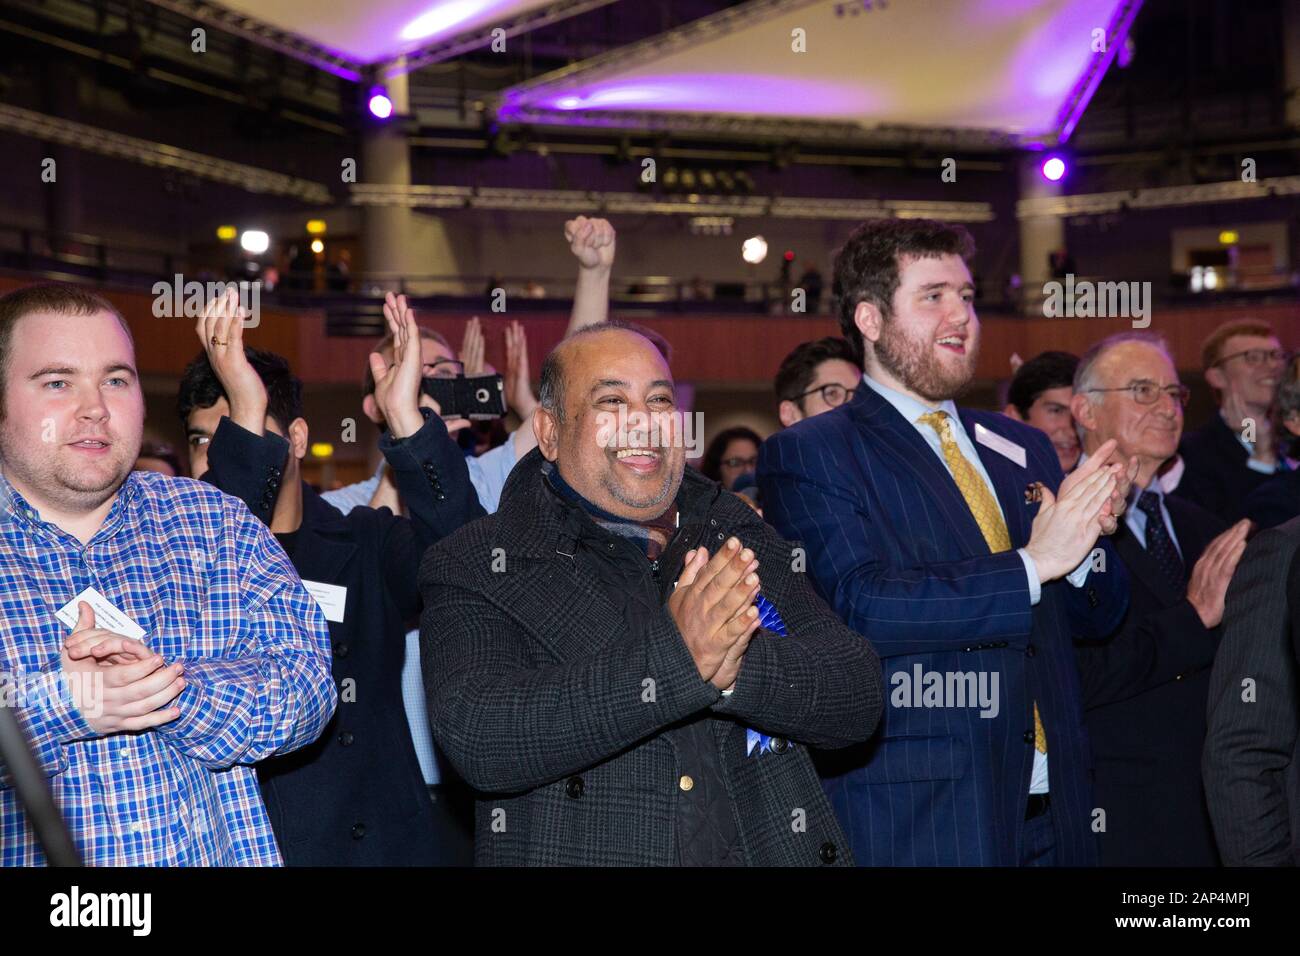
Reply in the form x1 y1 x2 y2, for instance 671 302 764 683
769 737 789 754
819 841 838 864
1023 730 1034 744
1025 644 1036 658
130 821 143 835
679 775 694 792
338 731 354 746
351 823 366 840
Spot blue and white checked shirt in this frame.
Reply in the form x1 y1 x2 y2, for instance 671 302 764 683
0 470 335 866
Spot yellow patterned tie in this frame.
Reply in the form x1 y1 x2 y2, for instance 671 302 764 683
918 410 1047 754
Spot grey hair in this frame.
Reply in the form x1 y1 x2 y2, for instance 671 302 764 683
1074 331 1174 405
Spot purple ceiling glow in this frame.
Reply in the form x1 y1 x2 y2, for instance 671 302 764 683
399 0 508 42
499 1 1141 146
528 74 887 119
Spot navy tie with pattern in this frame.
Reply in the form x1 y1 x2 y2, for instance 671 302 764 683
1136 490 1186 592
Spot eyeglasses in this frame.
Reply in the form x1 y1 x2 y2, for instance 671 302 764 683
721 455 759 470
1083 381 1191 406
793 383 857 408
424 359 464 379
1213 348 1287 368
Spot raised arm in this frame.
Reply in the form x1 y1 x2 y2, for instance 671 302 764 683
564 216 615 335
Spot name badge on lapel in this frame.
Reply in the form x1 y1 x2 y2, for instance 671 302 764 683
301 580 347 623
974 423 1027 468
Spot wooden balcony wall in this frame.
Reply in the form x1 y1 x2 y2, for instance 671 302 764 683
2 277 1297 386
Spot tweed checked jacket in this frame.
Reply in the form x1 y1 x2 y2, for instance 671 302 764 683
419 448 883 866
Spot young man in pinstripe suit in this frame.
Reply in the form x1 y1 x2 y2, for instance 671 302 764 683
760 218 1134 866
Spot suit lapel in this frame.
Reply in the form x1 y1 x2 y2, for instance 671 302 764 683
847 388 992 557
959 410 1033 549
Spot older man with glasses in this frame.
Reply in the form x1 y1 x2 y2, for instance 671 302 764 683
1177 318 1291 520
1069 331 1250 866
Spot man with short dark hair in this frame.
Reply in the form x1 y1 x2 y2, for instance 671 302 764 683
760 218 1131 867
0 282 335 865
420 323 881 865
178 290 482 865
1004 351 1081 473
1177 318 1289 519
773 337 861 428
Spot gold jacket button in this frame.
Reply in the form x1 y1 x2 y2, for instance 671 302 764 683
678 775 694 792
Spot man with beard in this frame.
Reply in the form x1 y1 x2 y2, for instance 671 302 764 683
759 218 1131 867
0 283 335 865
418 323 883 865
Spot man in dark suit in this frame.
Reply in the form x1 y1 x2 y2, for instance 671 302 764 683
1176 319 1289 520
759 218 1131 867
419 324 882 865
1204 516 1300 865
1069 332 1250 866
178 290 485 864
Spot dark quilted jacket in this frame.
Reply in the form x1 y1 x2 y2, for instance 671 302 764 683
419 448 883 866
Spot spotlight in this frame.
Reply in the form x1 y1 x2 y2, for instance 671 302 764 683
368 87 393 119
742 236 768 265
1218 230 1239 245
240 230 270 254
310 238 325 254
1041 156 1067 182
216 225 237 242
306 219 327 235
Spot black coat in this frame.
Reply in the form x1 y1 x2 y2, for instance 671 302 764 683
204 409 485 865
1176 414 1275 521
1244 468 1300 531
418 449 883 866
1204 516 1300 865
1074 494 1226 866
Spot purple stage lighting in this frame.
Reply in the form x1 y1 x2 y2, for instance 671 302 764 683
368 88 393 120
1041 156 1067 182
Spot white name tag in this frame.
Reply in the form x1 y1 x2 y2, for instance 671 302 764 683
301 580 347 623
974 423 1027 468
56 586 147 639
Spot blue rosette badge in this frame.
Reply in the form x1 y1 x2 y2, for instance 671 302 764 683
745 593 787 757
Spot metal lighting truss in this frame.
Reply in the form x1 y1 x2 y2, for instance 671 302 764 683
350 183 994 222
139 0 365 81
0 104 333 203
143 0 621 82
495 0 1017 149
380 1 621 79
1016 176 1300 218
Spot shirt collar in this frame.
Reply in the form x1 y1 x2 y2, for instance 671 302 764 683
861 372 961 427
0 468 139 540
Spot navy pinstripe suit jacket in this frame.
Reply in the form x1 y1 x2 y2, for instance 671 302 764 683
758 385 1129 866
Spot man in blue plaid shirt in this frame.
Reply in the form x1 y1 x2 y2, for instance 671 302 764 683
0 283 336 866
